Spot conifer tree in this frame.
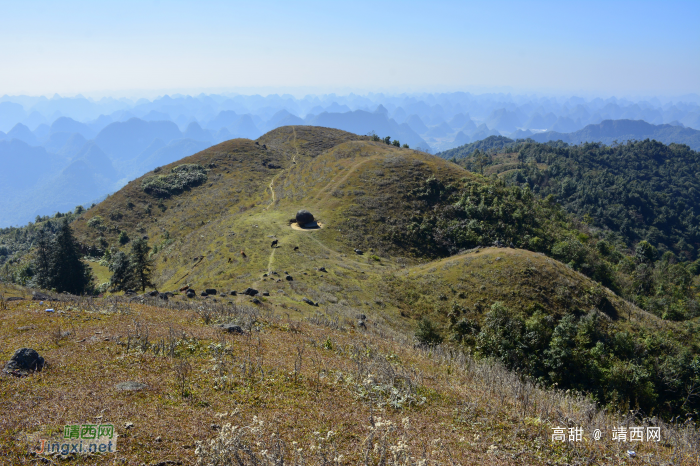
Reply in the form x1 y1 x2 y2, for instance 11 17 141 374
129 238 154 292
49 219 92 295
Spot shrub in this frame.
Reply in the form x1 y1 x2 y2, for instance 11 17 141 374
142 164 208 197
415 317 443 346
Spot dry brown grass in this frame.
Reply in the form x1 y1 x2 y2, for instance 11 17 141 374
0 293 697 465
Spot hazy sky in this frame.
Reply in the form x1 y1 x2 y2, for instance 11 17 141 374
1 0 698 98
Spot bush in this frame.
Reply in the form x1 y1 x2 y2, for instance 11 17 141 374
142 164 208 197
415 317 443 346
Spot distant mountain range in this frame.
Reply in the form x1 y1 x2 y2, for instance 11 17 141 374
530 119 700 150
437 120 700 160
1 88 700 227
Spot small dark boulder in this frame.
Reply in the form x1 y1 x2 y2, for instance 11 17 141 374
148 290 159 297
201 291 208 296
219 293 226 297
4 348 45 375
296 210 315 226
285 275 294 281
205 288 217 295
32 291 54 301
243 288 259 296
354 249 363 255
158 293 168 300
217 324 244 334
229 291 237 296
262 291 270 296
186 290 196 298
317 267 327 273
252 298 262 304
302 297 317 306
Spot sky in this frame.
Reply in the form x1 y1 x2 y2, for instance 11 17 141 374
1 0 698 98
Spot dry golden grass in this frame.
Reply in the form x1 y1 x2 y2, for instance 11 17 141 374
0 293 698 465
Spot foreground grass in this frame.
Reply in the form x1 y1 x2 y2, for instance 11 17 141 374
0 292 698 465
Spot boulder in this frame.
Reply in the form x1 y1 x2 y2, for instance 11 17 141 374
229 291 237 296
317 267 327 273
186 290 196 298
217 324 243 334
285 275 294 281
243 288 259 296
302 297 317 306
32 291 54 301
115 381 147 391
158 293 168 300
296 210 315 225
354 249 363 255
4 348 44 374
252 298 262 304
201 291 208 296
205 288 217 295
148 290 159 297
262 291 270 296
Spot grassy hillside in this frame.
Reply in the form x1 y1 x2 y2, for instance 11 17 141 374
1 288 698 464
3 126 700 435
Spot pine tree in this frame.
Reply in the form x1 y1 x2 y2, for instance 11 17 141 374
108 251 135 292
49 219 92 294
129 238 154 292
33 227 53 289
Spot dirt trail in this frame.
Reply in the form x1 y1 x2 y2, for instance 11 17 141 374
315 157 374 202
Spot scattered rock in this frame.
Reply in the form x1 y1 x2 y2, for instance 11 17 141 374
285 275 293 281
186 290 196 298
217 324 243 334
158 293 168 300
243 288 259 296
302 298 317 306
509 242 515 248
354 249 363 255
252 298 262 305
115 381 147 391
219 293 226 297
4 348 45 375
148 290 159 297
296 209 315 226
317 267 327 273
205 288 217 295
262 291 270 296
263 273 268 277
31 291 54 301
229 291 237 296
200 291 208 296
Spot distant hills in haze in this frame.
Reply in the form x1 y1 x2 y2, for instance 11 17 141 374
1 89 700 226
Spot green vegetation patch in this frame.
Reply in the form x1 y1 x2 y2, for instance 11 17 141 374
141 164 208 198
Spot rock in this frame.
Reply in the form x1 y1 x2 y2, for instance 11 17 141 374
354 249 363 255
252 298 262 304
262 144 267 149
262 273 268 277
205 288 217 295
158 293 168 300
271 240 278 248
201 291 208 296
148 290 159 297
509 242 515 248
32 291 54 301
217 324 243 334
302 297 317 306
4 348 44 374
229 291 237 296
219 293 226 297
296 209 315 225
262 291 270 296
186 290 196 298
243 288 259 296
285 275 293 281
115 381 147 391
317 267 327 273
